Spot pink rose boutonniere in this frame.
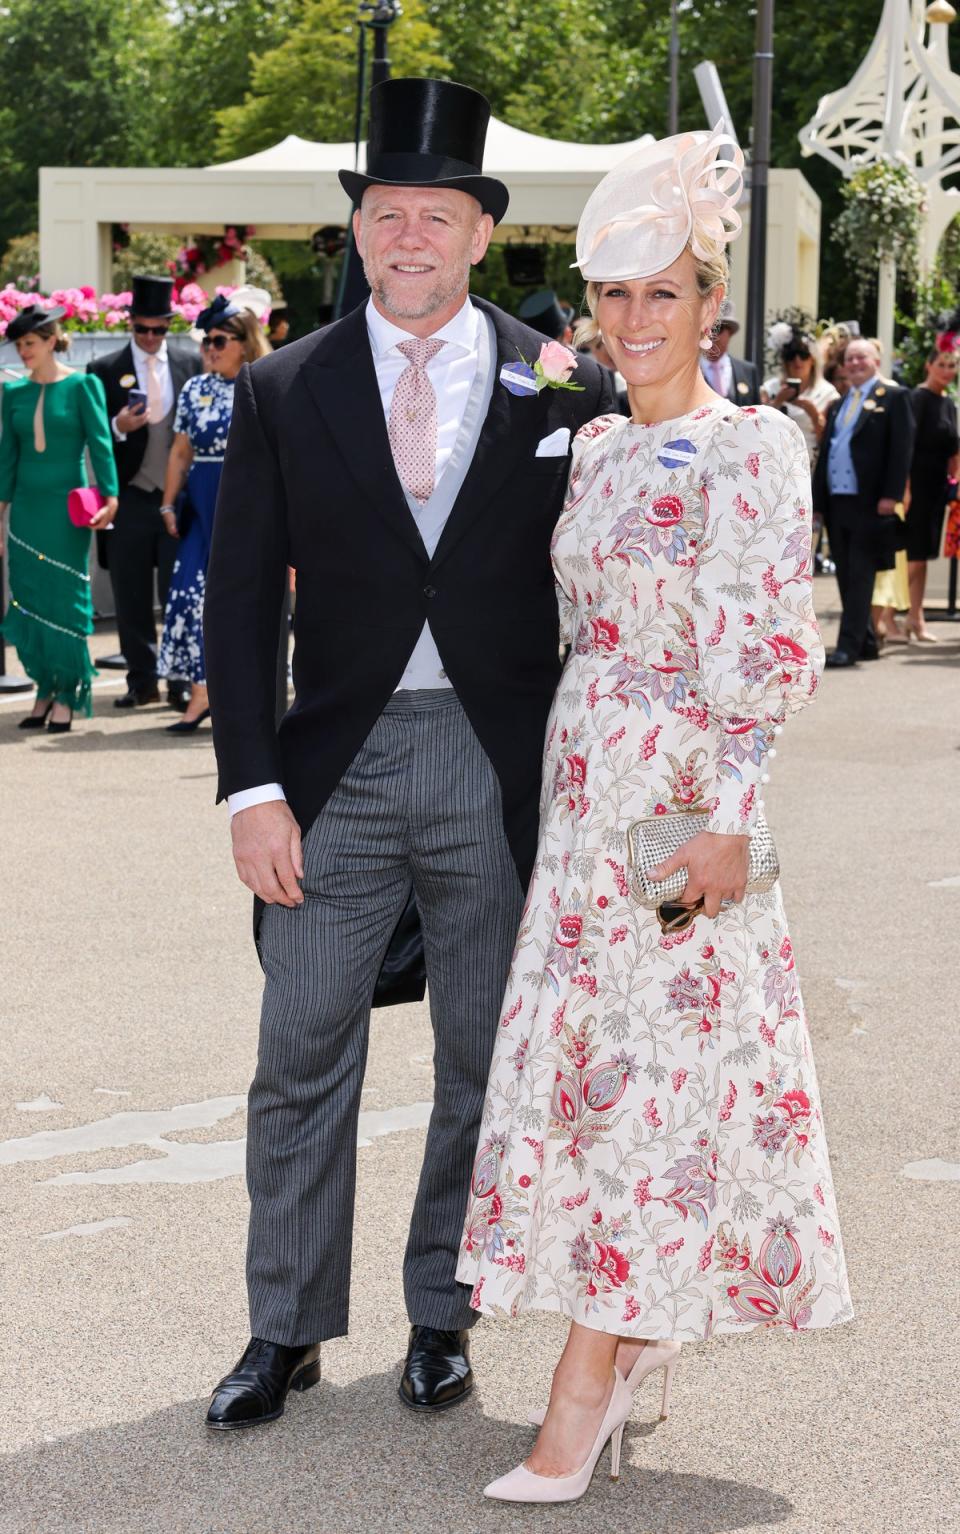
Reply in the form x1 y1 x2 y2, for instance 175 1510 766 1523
501 340 585 397
533 340 585 393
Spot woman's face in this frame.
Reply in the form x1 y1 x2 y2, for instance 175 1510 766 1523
205 328 245 378
594 250 723 390
926 351 958 391
784 350 814 387
15 331 57 371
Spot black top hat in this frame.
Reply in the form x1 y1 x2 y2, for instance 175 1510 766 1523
130 274 175 318
517 289 569 341
5 304 67 342
339 77 509 224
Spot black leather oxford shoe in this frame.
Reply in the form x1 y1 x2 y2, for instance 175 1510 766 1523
205 1337 321 1430
398 1326 473 1411
824 650 858 669
114 686 161 709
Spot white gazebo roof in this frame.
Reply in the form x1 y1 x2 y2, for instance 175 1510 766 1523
211 119 653 179
39 119 654 291
206 118 655 231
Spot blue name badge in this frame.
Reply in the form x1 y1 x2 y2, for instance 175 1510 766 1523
658 438 698 471
500 361 539 397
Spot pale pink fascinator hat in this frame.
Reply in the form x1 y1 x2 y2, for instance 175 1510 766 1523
573 126 745 282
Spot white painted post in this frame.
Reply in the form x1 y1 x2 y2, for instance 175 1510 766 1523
877 255 897 364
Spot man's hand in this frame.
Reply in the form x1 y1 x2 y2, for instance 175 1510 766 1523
231 800 304 907
650 830 750 919
115 403 148 435
877 497 898 517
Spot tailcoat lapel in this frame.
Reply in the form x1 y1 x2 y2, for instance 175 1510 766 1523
301 305 427 561
430 299 551 572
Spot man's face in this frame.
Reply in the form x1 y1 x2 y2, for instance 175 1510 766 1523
843 341 879 389
711 323 734 358
130 315 169 356
354 186 493 322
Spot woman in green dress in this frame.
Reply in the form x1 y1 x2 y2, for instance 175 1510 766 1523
0 305 118 731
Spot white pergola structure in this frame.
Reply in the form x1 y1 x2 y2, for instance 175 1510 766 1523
800 0 960 357
38 119 655 294
39 117 823 341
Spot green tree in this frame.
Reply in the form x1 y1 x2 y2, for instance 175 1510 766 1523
214 0 448 160
151 0 304 165
0 0 170 248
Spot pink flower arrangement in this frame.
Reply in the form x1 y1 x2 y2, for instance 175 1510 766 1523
0 280 252 339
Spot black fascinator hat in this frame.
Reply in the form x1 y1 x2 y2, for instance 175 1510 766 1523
6 304 67 342
339 77 509 224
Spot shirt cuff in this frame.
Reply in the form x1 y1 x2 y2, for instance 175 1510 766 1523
227 783 286 817
112 415 127 442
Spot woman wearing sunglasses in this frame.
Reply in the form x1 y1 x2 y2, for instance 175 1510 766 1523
459 132 851 1505
157 290 271 732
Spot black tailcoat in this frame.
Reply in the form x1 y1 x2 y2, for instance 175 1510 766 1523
812 382 914 519
204 298 616 891
727 356 760 407
87 340 200 485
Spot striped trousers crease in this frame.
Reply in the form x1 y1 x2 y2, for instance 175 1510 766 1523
246 690 525 1345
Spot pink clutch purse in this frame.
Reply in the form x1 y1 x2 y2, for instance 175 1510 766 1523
67 487 107 527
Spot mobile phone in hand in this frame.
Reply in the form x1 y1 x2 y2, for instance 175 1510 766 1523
128 388 148 413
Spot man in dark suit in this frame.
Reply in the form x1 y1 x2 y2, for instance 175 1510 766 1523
700 299 760 405
202 78 616 1433
88 275 200 709
812 337 914 668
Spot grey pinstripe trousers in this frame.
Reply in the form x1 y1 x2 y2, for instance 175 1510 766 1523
247 691 525 1345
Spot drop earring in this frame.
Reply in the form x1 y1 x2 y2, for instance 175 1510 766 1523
699 331 713 352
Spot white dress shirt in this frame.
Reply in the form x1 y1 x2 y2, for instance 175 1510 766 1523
228 297 481 817
112 338 174 439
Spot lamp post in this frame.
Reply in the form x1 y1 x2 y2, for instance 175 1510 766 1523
334 0 402 320
745 0 774 376
668 1 680 136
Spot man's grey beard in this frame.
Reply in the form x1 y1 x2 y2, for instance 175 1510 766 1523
365 258 472 321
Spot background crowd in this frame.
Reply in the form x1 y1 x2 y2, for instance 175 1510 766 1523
1 269 957 731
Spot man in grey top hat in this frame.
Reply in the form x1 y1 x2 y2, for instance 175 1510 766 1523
700 298 760 406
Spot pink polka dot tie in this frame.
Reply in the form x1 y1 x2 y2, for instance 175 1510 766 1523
388 337 445 504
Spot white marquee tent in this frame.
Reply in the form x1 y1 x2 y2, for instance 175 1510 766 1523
38 119 821 334
38 119 655 295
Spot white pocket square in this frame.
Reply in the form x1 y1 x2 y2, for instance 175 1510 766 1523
535 427 571 458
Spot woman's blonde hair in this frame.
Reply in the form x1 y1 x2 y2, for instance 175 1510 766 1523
213 309 272 365
574 242 729 349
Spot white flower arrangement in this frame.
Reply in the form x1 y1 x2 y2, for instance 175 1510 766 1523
833 157 925 302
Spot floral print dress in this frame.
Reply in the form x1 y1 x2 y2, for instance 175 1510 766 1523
158 371 235 685
457 404 853 1341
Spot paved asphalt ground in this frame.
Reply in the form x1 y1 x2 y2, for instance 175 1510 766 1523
1 573 958 1534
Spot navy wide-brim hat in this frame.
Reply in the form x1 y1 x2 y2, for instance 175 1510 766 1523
5 304 67 341
339 77 510 225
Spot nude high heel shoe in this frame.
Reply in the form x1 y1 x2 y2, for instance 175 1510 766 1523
484 1369 633 1504
527 1337 681 1427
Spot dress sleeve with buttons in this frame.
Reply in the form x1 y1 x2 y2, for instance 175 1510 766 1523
694 407 825 836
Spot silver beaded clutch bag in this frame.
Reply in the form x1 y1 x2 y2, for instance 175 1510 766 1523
626 809 780 909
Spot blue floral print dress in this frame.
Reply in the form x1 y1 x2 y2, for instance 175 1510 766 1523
457 405 854 1342
158 372 235 685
